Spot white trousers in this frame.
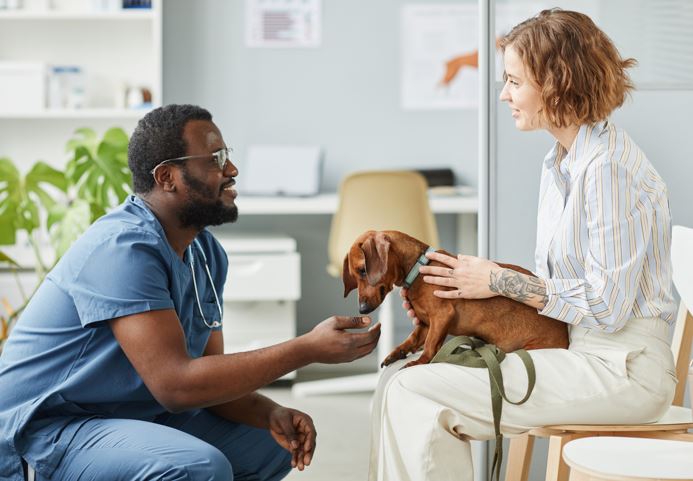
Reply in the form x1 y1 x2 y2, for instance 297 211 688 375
368 317 677 481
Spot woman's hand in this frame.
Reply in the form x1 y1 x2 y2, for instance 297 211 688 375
420 252 502 299
268 406 316 471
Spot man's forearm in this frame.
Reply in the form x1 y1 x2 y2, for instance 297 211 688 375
207 392 279 428
170 335 315 412
489 268 548 310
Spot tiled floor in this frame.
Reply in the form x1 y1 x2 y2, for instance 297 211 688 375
261 384 373 481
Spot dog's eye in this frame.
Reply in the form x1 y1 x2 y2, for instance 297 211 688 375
358 268 366 278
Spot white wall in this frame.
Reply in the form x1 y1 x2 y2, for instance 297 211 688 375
162 0 478 191
161 0 476 346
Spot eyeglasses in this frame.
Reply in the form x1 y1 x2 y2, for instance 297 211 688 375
150 147 233 175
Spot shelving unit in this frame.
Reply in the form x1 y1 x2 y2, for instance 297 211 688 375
0 10 155 20
0 0 161 170
0 0 162 323
0 108 151 119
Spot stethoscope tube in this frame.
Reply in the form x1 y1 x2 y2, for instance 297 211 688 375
188 239 223 329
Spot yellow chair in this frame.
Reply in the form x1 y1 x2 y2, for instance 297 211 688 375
326 170 439 277
505 225 693 481
292 170 440 396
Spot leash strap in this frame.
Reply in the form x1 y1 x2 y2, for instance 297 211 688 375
432 336 536 481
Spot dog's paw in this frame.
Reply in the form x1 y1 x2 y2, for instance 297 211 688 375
380 349 408 368
401 357 431 369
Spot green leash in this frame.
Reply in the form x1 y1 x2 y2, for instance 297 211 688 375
431 336 536 481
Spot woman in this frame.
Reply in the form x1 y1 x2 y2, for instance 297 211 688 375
369 9 677 481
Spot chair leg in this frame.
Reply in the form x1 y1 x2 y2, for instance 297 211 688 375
545 434 579 481
505 433 535 481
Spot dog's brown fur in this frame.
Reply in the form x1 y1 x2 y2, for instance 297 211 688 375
342 230 569 368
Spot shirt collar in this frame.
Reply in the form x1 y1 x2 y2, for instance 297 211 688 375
129 194 166 237
543 121 609 185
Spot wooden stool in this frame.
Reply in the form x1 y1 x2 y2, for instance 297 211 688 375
562 436 693 481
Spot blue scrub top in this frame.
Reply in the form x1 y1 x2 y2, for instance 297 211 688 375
0 195 227 480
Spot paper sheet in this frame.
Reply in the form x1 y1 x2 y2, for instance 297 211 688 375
400 3 551 110
401 4 478 110
246 0 321 48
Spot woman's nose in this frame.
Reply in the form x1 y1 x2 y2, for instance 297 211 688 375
499 84 510 102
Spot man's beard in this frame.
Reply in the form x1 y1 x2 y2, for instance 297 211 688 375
178 168 238 229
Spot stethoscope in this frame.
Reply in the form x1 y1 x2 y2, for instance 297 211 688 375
188 239 223 329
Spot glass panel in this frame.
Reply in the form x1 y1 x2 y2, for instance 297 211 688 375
494 0 693 88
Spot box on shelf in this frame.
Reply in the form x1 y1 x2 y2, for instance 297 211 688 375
0 61 46 114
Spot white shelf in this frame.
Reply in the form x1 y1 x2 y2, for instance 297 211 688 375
0 0 161 166
0 108 151 119
0 10 154 20
235 192 478 215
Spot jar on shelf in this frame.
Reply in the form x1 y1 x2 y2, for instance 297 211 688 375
47 65 85 110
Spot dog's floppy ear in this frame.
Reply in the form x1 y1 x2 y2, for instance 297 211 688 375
342 250 359 298
362 232 391 286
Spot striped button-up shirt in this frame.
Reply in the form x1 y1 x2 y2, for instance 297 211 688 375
535 121 676 332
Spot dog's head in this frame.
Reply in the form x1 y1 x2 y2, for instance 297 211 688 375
342 230 396 314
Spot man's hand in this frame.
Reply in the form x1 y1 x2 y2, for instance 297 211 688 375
304 316 380 364
400 288 422 327
268 406 316 471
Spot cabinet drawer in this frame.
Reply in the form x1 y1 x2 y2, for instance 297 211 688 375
222 301 296 381
222 300 296 341
224 253 300 301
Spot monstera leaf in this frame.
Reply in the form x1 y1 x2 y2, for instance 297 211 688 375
48 199 92 259
65 127 132 210
0 158 67 246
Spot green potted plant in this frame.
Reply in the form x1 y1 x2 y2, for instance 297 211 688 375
0 127 132 350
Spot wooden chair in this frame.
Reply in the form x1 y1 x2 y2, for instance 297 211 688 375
505 225 693 481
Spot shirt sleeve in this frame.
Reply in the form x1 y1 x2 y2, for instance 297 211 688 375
539 159 653 332
69 230 175 327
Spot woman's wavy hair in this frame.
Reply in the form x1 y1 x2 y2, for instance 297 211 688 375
498 9 636 128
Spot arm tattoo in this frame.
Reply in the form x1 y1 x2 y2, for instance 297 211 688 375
489 269 548 307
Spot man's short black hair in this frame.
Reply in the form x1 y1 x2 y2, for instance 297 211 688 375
128 104 213 194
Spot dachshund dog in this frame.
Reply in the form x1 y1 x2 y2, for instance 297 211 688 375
342 230 569 368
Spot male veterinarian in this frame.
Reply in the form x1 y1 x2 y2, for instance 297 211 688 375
0 104 381 481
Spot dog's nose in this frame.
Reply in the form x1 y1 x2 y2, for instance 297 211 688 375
359 302 373 314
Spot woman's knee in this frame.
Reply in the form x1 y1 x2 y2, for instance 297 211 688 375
382 368 430 419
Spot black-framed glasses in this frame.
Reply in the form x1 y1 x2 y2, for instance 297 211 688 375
150 147 233 175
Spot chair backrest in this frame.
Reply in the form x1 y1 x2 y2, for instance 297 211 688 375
327 170 440 277
671 225 693 406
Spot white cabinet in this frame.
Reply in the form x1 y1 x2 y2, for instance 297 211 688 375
0 0 161 169
216 235 300 379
